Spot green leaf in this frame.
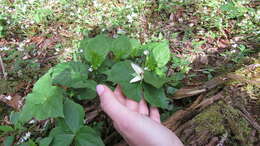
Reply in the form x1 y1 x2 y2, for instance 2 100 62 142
166 86 178 95
144 71 167 88
120 82 142 102
63 99 84 133
129 39 142 57
51 134 74 146
81 35 113 69
0 126 14 132
9 112 24 129
51 62 89 88
111 36 132 59
145 54 157 70
74 88 97 100
39 137 53 146
33 9 53 23
19 139 37 146
0 16 7 38
168 72 185 82
49 127 71 137
155 67 168 77
172 56 191 73
55 119 70 131
75 126 104 146
143 84 171 109
48 127 74 146
106 61 142 101
151 40 171 68
19 72 64 121
4 136 14 146
106 60 134 83
72 80 97 100
27 70 64 104
220 2 247 19
78 80 97 90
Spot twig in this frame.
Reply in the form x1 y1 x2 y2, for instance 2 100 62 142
0 54 7 80
234 105 260 132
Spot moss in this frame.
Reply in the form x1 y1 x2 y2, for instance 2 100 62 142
222 104 252 144
0 80 19 94
193 101 253 145
194 104 226 135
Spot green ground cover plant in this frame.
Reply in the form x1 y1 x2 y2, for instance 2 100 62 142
1 34 182 145
0 15 7 38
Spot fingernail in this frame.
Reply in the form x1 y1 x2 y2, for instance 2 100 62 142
96 85 105 95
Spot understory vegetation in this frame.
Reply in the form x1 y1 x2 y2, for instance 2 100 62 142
0 0 259 145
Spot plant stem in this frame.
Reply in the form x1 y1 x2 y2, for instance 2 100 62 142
0 54 7 80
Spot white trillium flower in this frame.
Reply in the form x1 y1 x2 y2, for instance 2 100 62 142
17 47 24 51
130 63 144 83
88 67 93 72
19 132 31 143
127 15 134 23
232 44 238 48
143 50 149 55
28 119 36 124
0 47 10 51
5 95 12 101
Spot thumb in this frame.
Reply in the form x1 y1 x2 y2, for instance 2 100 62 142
96 85 128 121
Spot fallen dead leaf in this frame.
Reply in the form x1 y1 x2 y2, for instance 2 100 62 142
0 94 23 110
218 39 230 48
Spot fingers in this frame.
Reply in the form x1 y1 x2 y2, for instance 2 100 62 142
115 85 138 112
96 85 128 121
126 98 139 112
114 85 139 112
149 107 161 123
97 84 161 124
138 99 149 116
114 85 126 105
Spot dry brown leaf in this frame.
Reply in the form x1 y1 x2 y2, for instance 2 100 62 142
218 39 230 48
0 94 22 110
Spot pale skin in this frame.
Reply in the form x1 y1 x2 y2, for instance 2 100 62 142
96 84 184 146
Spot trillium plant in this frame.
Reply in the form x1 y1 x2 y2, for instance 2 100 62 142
11 34 179 145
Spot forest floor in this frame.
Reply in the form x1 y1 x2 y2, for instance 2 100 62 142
0 0 259 145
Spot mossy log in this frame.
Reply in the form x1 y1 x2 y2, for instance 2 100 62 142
164 73 260 145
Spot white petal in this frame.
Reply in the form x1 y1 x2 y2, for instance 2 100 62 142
143 50 149 55
5 96 12 101
130 76 142 83
131 63 144 75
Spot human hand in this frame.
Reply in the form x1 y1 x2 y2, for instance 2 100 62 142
96 84 183 146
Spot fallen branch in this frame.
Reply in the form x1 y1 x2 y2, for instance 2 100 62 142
172 76 227 99
164 92 224 131
172 71 260 100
